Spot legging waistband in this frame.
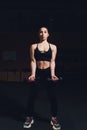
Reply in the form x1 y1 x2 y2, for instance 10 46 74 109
36 67 51 78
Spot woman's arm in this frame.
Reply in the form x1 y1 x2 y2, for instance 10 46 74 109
50 44 59 80
29 44 36 81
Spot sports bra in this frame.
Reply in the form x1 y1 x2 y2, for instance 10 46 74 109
34 44 52 61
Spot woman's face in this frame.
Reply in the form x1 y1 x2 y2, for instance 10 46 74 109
38 27 49 41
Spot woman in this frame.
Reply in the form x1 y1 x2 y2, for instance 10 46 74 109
23 27 61 130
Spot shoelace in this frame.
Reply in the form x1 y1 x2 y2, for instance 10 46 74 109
52 118 58 124
26 117 33 123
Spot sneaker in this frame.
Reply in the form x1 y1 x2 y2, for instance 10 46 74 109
23 117 34 128
51 117 61 130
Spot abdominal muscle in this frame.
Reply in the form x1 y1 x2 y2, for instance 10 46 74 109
36 61 50 69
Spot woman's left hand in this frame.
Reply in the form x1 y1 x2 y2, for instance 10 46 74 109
51 75 60 81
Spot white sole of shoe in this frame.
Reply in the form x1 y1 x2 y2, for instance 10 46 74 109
23 120 34 128
51 121 61 130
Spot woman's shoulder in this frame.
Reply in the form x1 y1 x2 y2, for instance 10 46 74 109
50 43 57 50
30 43 38 49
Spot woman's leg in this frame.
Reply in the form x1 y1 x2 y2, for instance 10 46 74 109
46 81 58 117
46 81 61 129
26 81 39 117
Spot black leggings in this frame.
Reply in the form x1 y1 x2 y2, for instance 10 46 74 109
26 67 59 117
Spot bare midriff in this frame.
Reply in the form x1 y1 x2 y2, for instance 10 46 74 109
36 61 50 69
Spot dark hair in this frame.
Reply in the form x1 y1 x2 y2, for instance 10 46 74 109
38 27 49 32
37 25 50 32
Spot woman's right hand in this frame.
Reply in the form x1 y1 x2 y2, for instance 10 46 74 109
28 75 35 82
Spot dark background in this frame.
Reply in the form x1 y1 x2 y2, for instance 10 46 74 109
0 1 86 78
0 1 87 130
